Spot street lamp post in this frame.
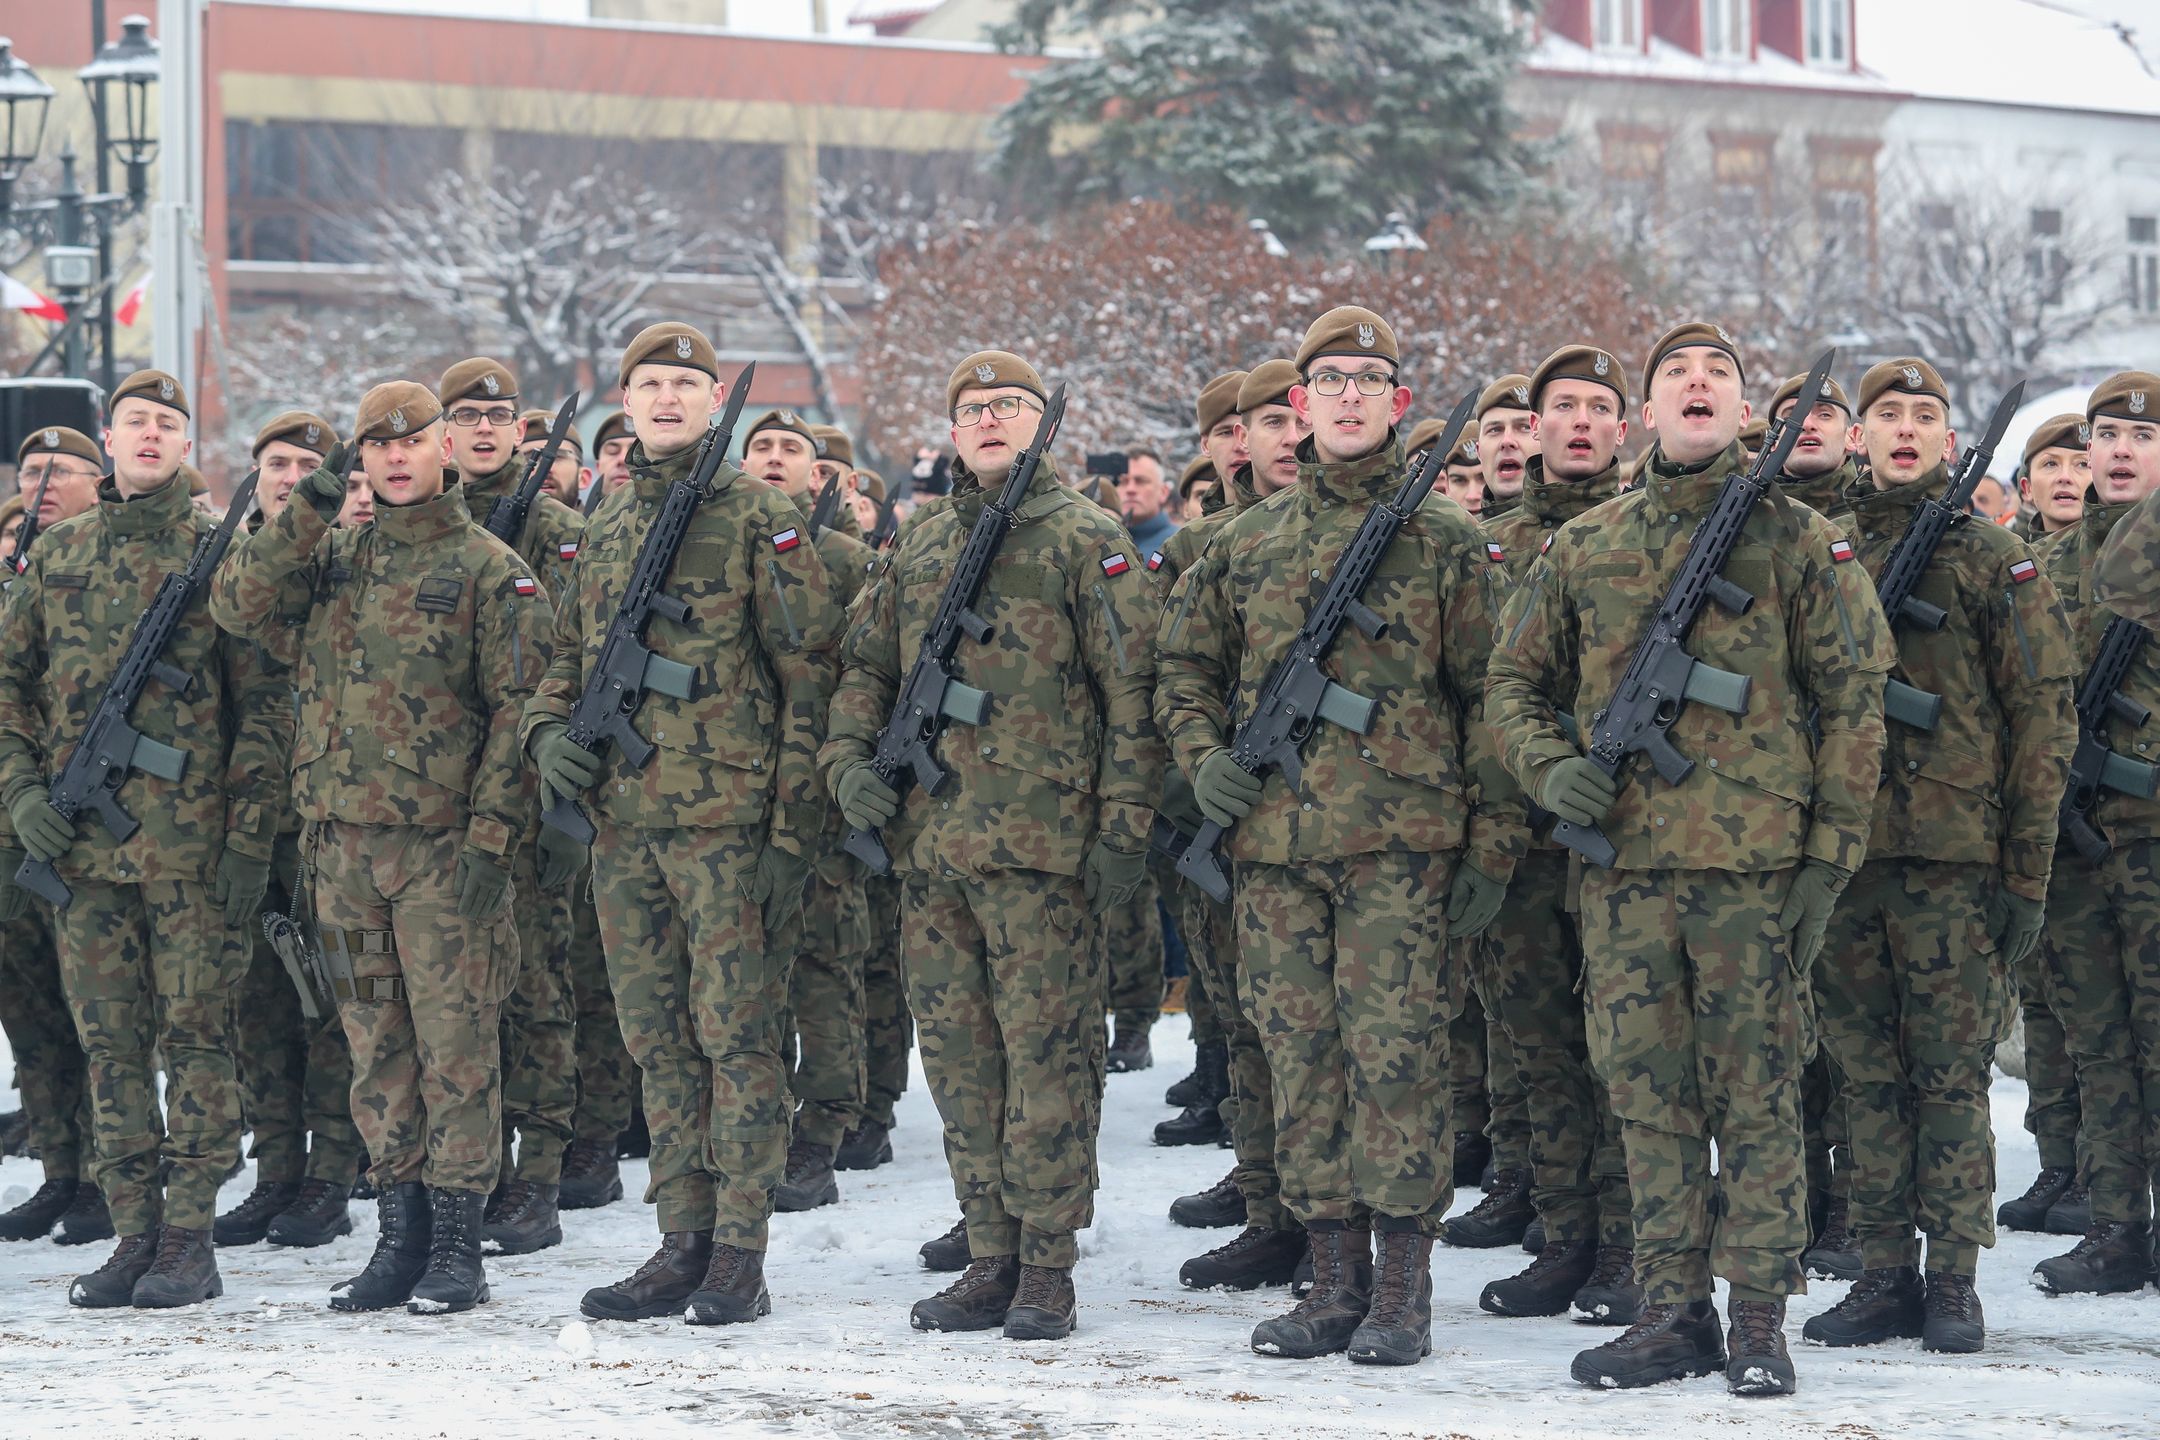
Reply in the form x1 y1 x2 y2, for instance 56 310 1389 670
0 36 55 218
79 10 163 394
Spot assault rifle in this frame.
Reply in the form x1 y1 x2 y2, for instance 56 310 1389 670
842 385 1069 874
2061 615 2158 863
539 364 756 844
1552 349 1837 869
4 462 55 575
483 392 579 548
1174 386 1482 904
263 910 334 1021
15 467 264 909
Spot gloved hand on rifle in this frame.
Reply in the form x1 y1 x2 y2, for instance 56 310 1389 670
834 761 900 834
6 788 77 864
1194 750 1265 827
530 722 603 806
1536 756 1618 829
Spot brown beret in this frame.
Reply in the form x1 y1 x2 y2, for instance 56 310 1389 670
111 368 189 420
1404 417 1445 457
1295 306 1399 372
517 408 583 458
1237 359 1299 414
353 381 444 442
1642 321 1745 397
1477 374 1535 421
947 350 1047 414
618 322 718 387
1196 370 1248 436
853 467 886 505
1857 357 1950 416
2088 371 2160 425
183 463 209 497
745 409 817 453
437 357 519 409
810 423 854 468
590 411 634 452
1450 434 1480 467
1528 344 1629 411
1738 417 1769 451
1177 454 1216 499
1769 371 1853 419
15 424 102 471
2022 413 2089 466
252 410 338 460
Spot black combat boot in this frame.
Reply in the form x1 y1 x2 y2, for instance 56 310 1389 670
1726 1299 1796 1396
331 1184 432 1311
580 1231 713 1320
407 1188 490 1315
1165 1040 1224 1108
1800 1265 1924 1346
2034 1221 2157 1295
67 1229 161 1308
1479 1238 1596 1318
1451 1131 1492 1189
1922 1271 1985 1353
1571 1245 1646 1326
2044 1181 2092 1236
834 1121 893 1172
910 1255 1020 1331
349 1157 377 1202
0 1107 26 1156
1167 1170 1244 1229
267 1176 354 1247
557 1139 625 1210
131 1225 223 1308
1106 1018 1153 1074
1521 1217 1545 1255
774 1137 839 1213
1443 1168 1533 1248
1347 1221 1434 1365
55 1182 115 1246
0 1177 78 1241
1251 1221 1373 1359
1180 1226 1306 1291
1155 1042 1229 1146
1004 1263 1078 1340
213 1180 300 1247
919 1216 970 1272
1571 1300 1726 1389
1801 1195 1860 1281
683 1243 771 1325
1997 1165 2075 1233
482 1180 562 1255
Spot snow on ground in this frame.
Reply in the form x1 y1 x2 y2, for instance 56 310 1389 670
2 1022 2156 1438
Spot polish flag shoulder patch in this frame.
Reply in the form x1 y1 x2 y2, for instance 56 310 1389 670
771 527 802 553
2009 557 2039 585
1146 550 1164 572
1540 534 1554 555
512 575 538 596
1829 538 1856 563
558 541 579 561
1484 541 1506 563
1101 553 1131 577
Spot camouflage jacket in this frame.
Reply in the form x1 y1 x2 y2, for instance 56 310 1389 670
2045 499 2160 848
1156 434 1526 876
1780 457 1859 536
1843 467 2077 897
0 473 292 883
460 459 586 607
1482 490 1521 523
820 454 1164 878
1150 461 1257 835
2096 484 2160 626
521 441 842 848
209 480 549 860
1487 440 1895 876
795 490 879 879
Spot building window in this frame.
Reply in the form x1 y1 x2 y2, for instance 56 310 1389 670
1805 0 1850 65
2029 207 2066 303
2130 215 2159 313
1594 0 1643 51
1703 0 1750 60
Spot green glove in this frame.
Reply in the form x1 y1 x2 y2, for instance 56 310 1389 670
0 848 28 923
210 847 273 928
1536 756 1619 829
530 722 603 804
298 445 351 521
456 848 513 919
1082 839 1150 915
5 789 76 864
834 761 900 833
535 825 586 892
1777 861 1849 975
1986 889 2047 968
749 844 812 936
1445 861 1509 941
1193 750 1265 827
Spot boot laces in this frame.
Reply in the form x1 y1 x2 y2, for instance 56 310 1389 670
2017 1166 2073 1202
1013 1264 1064 1309
1208 1226 1277 1262
1364 1231 1422 1327
562 1140 608 1181
942 1256 1014 1302
1524 1239 1584 1280
1925 1273 1978 1321
623 1236 697 1287
226 1183 296 1225
784 1136 824 1180
428 1194 475 1265
2069 1221 2121 1258
142 1225 198 1278
1585 1245 1633 1288
700 1244 750 1290
1607 1302 1684 1351
1730 1301 1786 1357
95 1229 158 1276
290 1177 344 1212
1461 1170 1527 1221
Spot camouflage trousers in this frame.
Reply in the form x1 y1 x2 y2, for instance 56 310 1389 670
564 876 634 1146
592 822 784 1248
1815 859 2009 1277
0 902 89 1183
499 843 575 1185
55 877 248 1235
233 834 361 1186
905 867 1103 1268
1580 867 1809 1306
1103 871 1163 1028
1158 852 1221 1049
1238 851 1456 1233
1476 850 1631 1247
2017 932 2082 1174
859 872 911 1131
776 855 871 1150
1181 879 1292 1231
1455 943 1533 1174
2041 840 2160 1226
1802 1052 1852 1206
314 823 518 1195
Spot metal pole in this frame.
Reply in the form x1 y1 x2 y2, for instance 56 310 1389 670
150 0 200 403
55 152 88 379
90 0 117 395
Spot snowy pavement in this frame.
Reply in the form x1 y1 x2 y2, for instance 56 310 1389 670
2 1024 2155 1438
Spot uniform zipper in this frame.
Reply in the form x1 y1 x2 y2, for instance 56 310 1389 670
1092 582 1131 673
2006 588 2038 678
765 558 803 648
1505 572 1544 651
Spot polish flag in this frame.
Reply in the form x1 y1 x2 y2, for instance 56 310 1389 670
2 275 66 323
115 273 149 327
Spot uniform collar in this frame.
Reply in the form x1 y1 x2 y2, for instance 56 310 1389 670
1519 454 1621 527
1295 432 1403 506
2082 496 2136 560
458 456 522 504
1644 440 1748 515
947 453 1066 524
371 481 473 545
1844 461 1949 528
96 471 193 536
1220 461 1256 513
1778 456 1858 516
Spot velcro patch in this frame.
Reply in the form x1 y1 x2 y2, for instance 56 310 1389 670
1485 541 1505 563
772 528 801 553
47 572 87 589
415 576 465 614
513 575 538 597
1540 534 1554 555
1102 553 1131 577
1829 539 1855 563
558 542 578 561
1146 551 1163 572
2009 557 2039 585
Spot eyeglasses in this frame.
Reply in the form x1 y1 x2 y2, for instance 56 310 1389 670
447 406 519 428
1305 369 1397 398
953 395 1042 428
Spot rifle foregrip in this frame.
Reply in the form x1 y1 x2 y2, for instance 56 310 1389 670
1173 820 1233 904
540 796 596 845
1899 595 1949 632
843 825 892 875
1551 818 1618 870
13 856 71 910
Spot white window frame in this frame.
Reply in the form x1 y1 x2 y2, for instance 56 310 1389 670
1595 0 1644 52
1805 0 1850 66
1703 0 1750 61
